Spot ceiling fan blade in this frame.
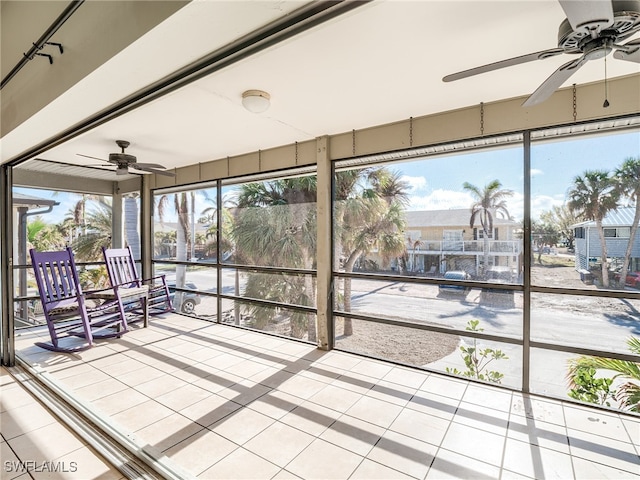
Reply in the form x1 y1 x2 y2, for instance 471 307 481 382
132 165 176 177
76 153 108 162
559 0 614 33
443 48 565 82
613 38 640 63
133 162 167 169
523 55 588 107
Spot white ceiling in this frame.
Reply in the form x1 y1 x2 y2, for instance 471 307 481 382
4 0 640 177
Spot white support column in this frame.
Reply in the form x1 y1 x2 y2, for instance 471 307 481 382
316 136 333 351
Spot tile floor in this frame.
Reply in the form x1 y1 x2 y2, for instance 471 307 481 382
9 314 640 479
1 367 124 479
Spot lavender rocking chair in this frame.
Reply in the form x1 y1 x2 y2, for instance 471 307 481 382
102 246 172 318
30 248 129 353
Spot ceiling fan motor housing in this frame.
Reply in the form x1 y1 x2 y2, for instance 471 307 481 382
557 0 640 52
108 152 137 164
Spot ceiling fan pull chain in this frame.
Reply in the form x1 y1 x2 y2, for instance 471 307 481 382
409 116 413 147
480 102 485 136
572 84 577 122
603 54 610 108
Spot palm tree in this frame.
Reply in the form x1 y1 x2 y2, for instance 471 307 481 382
72 198 113 261
157 192 193 311
231 177 317 340
463 180 513 278
337 168 409 336
567 170 620 288
613 157 640 289
568 337 640 412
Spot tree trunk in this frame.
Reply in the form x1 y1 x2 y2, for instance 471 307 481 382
596 219 610 288
617 203 640 288
342 248 362 336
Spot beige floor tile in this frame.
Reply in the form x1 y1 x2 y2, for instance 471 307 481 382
507 414 570 454
454 402 509 436
155 383 212 411
572 455 640 479
134 374 189 398
366 429 436 479
307 384 363 413
502 437 574 479
427 448 500 479
0 384 37 413
1 440 24 480
567 428 640 474
345 395 403 429
135 412 205 452
407 390 459 421
163 429 238 477
91 387 149 416
190 367 239 391
367 380 415 407
111 399 174 432
382 366 428 389
223 359 270 379
245 366 295 389
179 393 242 427
198 446 281 479
280 401 341 437
440 422 505 467
330 371 376 395
350 458 413 479
462 383 513 412
621 416 640 448
285 438 363 480
319 414 384 456
72 377 129 402
209 407 275 445
317 352 362 371
276 375 328 400
36 445 122 480
58 369 111 391
0 403 57 440
388 407 450 446
246 390 301 420
348 359 393 380
271 469 302 479
244 422 315 467
7 423 86 465
510 394 566 425
217 379 272 406
117 365 166 387
563 404 628 440
419 374 468 400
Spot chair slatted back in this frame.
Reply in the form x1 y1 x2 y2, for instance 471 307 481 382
103 247 141 288
30 248 83 309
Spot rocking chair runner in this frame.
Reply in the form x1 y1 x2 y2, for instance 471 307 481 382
30 248 130 353
102 246 173 317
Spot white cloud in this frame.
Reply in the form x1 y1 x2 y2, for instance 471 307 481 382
401 175 427 192
530 168 544 177
408 189 473 211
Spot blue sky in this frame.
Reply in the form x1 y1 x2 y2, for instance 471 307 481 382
14 130 639 224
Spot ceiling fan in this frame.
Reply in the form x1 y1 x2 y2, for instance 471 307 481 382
77 140 176 176
443 0 640 107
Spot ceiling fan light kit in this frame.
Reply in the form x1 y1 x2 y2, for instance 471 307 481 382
242 89 271 113
443 0 640 107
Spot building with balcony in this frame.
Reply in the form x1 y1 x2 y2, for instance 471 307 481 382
402 209 521 277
